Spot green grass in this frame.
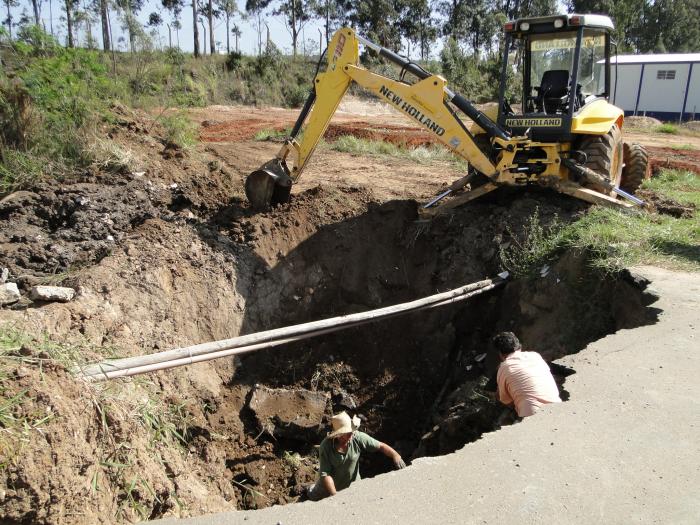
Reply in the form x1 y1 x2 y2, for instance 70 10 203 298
655 123 680 134
254 128 290 141
0 327 55 466
643 169 700 207
499 208 563 278
159 111 198 150
138 397 191 447
329 135 469 169
500 169 700 275
670 143 697 150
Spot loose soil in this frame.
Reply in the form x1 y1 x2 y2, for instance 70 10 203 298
0 98 663 524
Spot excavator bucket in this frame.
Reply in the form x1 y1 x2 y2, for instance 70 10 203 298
245 159 293 210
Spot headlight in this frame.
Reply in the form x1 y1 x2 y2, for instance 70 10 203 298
520 22 530 31
554 19 564 28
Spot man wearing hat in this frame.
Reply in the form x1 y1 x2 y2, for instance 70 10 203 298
307 411 406 501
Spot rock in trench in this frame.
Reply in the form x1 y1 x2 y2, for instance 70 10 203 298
0 283 21 306
30 285 76 303
248 385 330 440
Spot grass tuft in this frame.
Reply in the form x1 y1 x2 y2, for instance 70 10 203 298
655 123 679 134
499 207 563 278
159 112 198 150
329 135 468 169
500 170 699 274
254 128 290 141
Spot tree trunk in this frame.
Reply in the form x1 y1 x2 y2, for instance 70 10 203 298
49 0 54 35
86 18 94 47
193 0 200 57
225 14 230 53
100 0 110 51
207 0 214 53
65 0 73 47
31 0 40 25
324 0 329 44
200 18 206 53
167 22 172 47
5 1 12 38
291 0 297 57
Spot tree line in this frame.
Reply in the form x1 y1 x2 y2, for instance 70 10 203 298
2 0 699 59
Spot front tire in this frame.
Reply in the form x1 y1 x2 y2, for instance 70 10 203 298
620 142 650 194
576 124 623 195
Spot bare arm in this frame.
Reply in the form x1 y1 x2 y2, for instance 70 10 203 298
378 442 406 469
320 474 337 496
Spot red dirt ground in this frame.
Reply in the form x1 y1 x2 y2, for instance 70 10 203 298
196 104 700 176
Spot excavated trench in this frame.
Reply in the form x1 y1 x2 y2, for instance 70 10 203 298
203 188 659 509
0 179 661 519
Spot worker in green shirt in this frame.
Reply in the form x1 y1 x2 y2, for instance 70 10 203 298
307 411 406 501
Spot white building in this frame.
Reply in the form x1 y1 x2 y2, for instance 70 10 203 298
609 53 700 121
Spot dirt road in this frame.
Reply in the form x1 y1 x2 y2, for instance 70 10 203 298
154 265 700 524
192 99 700 189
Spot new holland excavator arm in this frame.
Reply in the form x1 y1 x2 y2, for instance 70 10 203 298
245 27 644 213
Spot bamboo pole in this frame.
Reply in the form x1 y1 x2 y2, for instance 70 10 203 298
79 273 509 381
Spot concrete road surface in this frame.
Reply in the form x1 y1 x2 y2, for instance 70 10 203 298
154 266 700 525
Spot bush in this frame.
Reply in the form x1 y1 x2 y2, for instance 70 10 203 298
225 51 244 72
283 84 310 108
0 149 45 194
499 207 563 277
160 112 197 150
439 38 501 102
655 123 679 134
0 78 38 149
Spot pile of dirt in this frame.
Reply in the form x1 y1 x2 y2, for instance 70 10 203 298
637 189 696 218
647 146 700 176
625 116 663 129
323 122 437 147
681 120 700 132
0 104 661 524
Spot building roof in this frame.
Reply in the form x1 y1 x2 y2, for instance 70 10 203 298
611 54 700 64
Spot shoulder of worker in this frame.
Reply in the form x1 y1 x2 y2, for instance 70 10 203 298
353 431 381 452
319 436 334 453
521 350 546 360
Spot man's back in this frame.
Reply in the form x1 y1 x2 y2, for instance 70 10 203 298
497 350 562 417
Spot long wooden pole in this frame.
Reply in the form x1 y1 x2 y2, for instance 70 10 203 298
79 273 508 381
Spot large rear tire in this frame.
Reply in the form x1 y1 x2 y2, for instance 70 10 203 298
576 124 623 195
620 142 650 194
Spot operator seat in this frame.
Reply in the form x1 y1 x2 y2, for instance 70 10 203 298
536 69 570 114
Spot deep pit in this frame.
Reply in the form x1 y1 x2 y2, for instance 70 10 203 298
84 185 650 513
0 144 660 520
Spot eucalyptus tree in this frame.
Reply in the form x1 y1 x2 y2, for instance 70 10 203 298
3 0 19 37
162 0 184 48
245 0 272 55
215 0 238 53
270 0 314 57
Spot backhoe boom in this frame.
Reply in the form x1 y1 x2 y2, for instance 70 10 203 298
244 25 646 212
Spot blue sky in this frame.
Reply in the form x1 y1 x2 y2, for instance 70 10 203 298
7 0 326 55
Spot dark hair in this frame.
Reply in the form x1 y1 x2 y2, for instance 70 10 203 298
492 332 522 355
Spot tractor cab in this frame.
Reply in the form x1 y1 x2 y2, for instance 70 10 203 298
497 14 614 141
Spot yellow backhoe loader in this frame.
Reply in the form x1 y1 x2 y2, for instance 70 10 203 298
245 14 650 214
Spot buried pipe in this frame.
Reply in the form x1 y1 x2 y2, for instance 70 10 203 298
79 272 509 381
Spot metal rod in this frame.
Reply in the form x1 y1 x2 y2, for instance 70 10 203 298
423 189 453 208
613 187 645 206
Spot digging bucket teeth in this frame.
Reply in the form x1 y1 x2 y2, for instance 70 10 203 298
245 159 293 210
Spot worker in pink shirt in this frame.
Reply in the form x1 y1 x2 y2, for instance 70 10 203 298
494 332 562 418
